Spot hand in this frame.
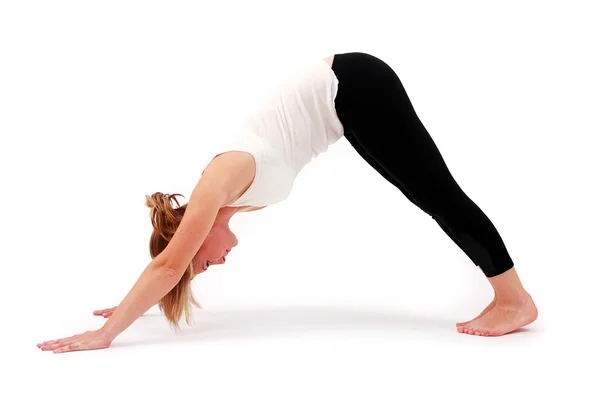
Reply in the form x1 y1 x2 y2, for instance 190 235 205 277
37 329 113 354
93 306 117 318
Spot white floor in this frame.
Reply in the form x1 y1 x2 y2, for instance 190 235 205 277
5 1 600 400
17 298 597 400
16 160 599 399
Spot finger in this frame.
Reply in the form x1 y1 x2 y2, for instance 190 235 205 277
41 338 76 351
40 342 62 351
93 307 115 315
40 339 66 347
44 342 64 351
53 342 79 354
38 338 69 348
38 334 79 348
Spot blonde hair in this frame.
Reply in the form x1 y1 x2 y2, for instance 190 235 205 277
145 192 201 331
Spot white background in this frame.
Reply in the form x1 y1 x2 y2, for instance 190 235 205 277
2 0 599 400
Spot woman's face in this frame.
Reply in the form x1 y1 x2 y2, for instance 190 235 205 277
191 213 239 276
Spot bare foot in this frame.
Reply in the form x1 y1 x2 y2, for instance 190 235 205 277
456 297 496 327
457 293 538 336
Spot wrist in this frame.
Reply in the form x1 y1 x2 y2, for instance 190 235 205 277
99 323 119 343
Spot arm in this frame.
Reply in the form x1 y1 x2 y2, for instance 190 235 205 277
100 152 255 340
37 152 255 353
100 184 224 340
94 196 263 319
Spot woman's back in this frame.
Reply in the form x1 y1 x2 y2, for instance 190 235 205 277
201 56 343 208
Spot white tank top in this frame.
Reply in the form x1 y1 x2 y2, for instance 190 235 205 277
201 58 344 207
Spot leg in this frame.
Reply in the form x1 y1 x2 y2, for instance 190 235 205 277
335 52 514 278
346 110 518 331
344 129 480 267
332 52 537 335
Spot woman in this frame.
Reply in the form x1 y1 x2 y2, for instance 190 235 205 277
37 52 537 353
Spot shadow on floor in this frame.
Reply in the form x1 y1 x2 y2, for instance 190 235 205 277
112 305 483 347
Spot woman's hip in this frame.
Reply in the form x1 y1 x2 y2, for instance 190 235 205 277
331 52 420 136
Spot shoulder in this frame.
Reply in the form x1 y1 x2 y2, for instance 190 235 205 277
206 150 255 172
201 151 257 206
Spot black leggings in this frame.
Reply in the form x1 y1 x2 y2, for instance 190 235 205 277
331 52 513 278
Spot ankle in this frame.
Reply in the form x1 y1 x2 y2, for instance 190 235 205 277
495 291 531 307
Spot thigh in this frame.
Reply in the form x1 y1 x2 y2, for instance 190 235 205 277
344 129 421 208
334 52 466 213
350 102 465 215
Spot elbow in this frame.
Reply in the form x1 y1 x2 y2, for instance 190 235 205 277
165 267 179 279
152 261 184 281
